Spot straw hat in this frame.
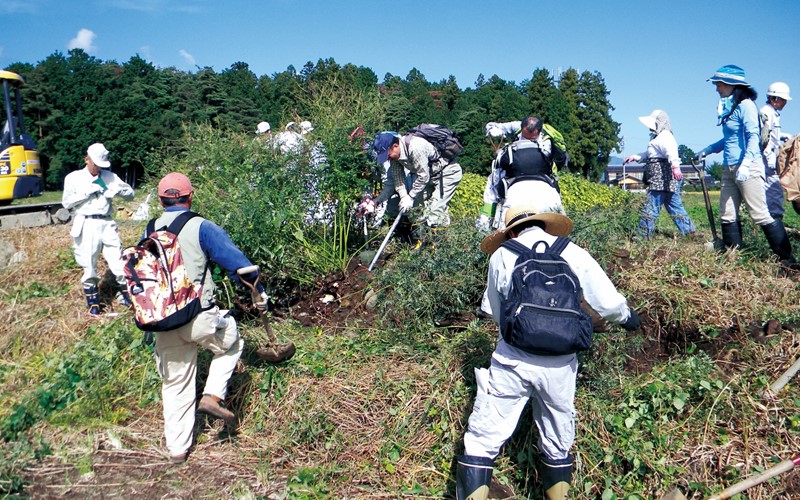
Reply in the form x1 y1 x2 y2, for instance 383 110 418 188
480 204 573 254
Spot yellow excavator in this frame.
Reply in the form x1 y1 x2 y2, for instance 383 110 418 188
0 70 42 204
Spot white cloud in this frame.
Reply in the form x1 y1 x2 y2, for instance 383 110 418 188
68 28 97 53
0 1 37 14
138 46 153 62
179 49 195 67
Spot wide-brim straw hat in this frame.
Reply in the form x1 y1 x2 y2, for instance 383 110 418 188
480 204 573 254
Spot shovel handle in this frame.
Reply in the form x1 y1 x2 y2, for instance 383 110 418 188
706 454 800 500
236 265 260 294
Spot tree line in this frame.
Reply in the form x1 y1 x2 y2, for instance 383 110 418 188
5 50 622 188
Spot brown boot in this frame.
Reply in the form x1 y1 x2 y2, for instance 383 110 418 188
197 394 237 426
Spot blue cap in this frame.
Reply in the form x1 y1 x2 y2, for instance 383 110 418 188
373 132 398 165
707 65 750 87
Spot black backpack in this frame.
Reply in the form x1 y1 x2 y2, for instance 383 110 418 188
407 124 464 162
499 238 593 356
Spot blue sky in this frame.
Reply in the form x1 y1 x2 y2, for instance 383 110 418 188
2 0 800 161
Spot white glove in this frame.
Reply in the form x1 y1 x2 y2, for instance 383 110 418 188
475 215 491 232
88 183 104 196
398 195 414 212
356 197 376 217
255 292 269 311
104 187 119 198
624 155 641 164
672 166 683 181
736 164 749 182
693 149 708 162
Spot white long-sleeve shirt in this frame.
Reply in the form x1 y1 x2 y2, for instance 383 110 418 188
637 130 680 168
62 167 134 215
486 226 631 358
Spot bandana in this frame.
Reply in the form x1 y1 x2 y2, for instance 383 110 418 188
717 95 735 125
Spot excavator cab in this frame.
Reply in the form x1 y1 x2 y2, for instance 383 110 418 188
0 70 42 204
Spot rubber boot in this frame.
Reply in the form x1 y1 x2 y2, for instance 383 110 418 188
83 282 101 316
761 219 795 263
540 454 573 500
720 221 743 252
455 455 493 500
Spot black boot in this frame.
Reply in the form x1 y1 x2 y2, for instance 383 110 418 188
455 455 493 500
540 454 573 500
720 221 743 251
761 219 795 262
83 282 101 316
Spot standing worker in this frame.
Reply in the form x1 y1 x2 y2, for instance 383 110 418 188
624 109 696 238
476 116 567 233
759 82 792 220
62 143 135 316
456 202 641 500
695 65 796 265
372 129 463 229
149 172 267 464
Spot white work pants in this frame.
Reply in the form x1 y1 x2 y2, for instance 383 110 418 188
72 217 125 286
420 162 463 227
154 307 243 456
463 351 577 462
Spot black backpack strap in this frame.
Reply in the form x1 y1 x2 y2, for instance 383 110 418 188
166 211 199 236
500 239 531 256
145 218 156 237
549 236 571 256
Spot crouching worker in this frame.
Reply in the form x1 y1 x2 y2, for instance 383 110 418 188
150 172 267 464
456 203 642 500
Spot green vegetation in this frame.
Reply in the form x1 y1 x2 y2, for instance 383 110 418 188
7 53 621 187
2 96 800 498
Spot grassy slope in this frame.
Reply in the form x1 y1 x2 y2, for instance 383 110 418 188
1 190 800 498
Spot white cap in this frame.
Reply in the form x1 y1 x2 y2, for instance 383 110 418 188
256 121 271 134
300 120 314 134
87 143 111 168
767 82 792 101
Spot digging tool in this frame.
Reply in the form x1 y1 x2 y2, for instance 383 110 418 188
766 355 800 396
236 265 296 363
690 158 724 251
368 207 406 272
706 453 800 500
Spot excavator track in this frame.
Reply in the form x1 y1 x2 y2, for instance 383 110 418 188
0 201 69 230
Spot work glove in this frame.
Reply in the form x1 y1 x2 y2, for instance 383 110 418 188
693 149 708 162
736 164 750 182
624 155 641 164
104 186 119 198
622 309 642 331
398 195 414 213
356 195 376 218
88 183 104 196
672 166 683 181
475 214 491 232
254 292 269 312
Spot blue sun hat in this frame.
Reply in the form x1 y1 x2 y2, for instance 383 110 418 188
707 65 751 87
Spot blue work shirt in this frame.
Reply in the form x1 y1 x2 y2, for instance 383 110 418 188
708 99 761 169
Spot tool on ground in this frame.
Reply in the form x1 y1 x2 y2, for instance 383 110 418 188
368 208 406 272
766 355 800 396
706 453 800 500
236 265 296 363
690 158 724 251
